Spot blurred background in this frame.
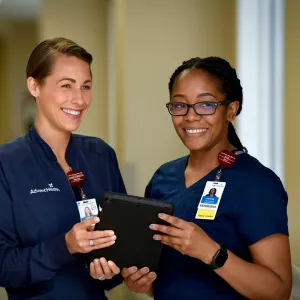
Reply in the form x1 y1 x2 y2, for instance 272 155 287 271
0 0 299 299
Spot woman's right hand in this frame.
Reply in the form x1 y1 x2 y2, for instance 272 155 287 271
122 266 156 295
65 217 116 255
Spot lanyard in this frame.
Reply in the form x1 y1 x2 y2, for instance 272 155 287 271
66 169 87 200
215 150 243 181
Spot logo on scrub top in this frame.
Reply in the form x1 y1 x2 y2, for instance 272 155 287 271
30 183 60 194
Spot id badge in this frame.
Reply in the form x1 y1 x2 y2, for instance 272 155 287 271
77 198 99 222
195 181 226 220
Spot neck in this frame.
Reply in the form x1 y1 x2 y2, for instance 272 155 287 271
35 117 70 161
188 139 234 172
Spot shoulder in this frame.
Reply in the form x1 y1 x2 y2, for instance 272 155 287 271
0 136 29 165
236 153 284 188
71 134 120 170
72 134 119 163
233 153 287 207
145 156 187 198
72 134 114 155
156 156 188 175
149 155 188 183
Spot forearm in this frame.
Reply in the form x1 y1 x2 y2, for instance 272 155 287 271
215 251 291 300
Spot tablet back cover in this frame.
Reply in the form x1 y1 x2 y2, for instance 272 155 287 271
87 192 173 272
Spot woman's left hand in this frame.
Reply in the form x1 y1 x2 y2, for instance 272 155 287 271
90 258 120 281
150 213 219 264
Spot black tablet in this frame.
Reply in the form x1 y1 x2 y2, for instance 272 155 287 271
87 192 174 272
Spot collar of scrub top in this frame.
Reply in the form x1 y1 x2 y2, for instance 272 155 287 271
29 125 77 163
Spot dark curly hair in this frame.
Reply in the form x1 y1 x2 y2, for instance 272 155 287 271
168 57 246 151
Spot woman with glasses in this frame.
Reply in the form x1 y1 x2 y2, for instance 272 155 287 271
122 57 291 299
0 37 125 300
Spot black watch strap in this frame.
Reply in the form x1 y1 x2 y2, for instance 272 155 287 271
208 245 228 270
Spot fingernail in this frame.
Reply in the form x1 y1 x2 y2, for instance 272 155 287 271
132 266 138 272
94 217 100 222
149 272 156 278
149 224 156 230
111 236 117 241
108 231 115 236
153 235 159 240
158 213 164 219
142 267 149 273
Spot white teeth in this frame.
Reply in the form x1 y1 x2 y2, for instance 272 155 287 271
185 129 207 134
62 109 80 116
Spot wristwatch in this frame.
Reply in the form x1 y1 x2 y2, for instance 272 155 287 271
208 245 228 269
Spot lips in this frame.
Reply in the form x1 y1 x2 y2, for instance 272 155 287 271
62 108 81 116
184 128 208 134
61 108 84 120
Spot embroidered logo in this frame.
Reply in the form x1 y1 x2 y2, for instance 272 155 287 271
30 183 60 194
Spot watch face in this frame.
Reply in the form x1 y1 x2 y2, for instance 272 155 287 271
215 249 228 266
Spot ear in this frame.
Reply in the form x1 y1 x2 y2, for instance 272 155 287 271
227 101 239 122
27 77 40 98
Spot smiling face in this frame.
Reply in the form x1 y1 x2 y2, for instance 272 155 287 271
28 54 92 134
170 69 238 153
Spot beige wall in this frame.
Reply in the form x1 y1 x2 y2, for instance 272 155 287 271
0 21 37 143
118 0 235 197
285 0 300 265
7 22 37 137
39 0 109 141
0 38 10 144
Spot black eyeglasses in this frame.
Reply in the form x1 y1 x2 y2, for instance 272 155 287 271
166 100 229 116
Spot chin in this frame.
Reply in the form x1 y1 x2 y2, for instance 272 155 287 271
179 136 206 152
185 144 207 152
60 123 81 133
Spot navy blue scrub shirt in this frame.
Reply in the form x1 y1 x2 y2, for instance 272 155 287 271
145 153 288 300
0 126 126 300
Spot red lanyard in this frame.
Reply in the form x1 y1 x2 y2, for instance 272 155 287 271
66 169 87 199
215 150 237 181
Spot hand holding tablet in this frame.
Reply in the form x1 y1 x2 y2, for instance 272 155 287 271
87 192 174 272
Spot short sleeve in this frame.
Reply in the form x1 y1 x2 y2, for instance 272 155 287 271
144 171 158 198
108 147 126 194
145 180 153 198
235 172 288 246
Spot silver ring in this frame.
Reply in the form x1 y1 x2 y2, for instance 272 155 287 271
89 239 94 247
97 274 105 280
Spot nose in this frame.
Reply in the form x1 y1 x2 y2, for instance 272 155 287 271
184 105 202 121
71 88 85 106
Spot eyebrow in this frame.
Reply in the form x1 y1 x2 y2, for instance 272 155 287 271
56 78 92 84
171 92 217 99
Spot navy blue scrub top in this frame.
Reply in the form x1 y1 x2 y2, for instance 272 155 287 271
0 126 126 300
145 153 288 300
